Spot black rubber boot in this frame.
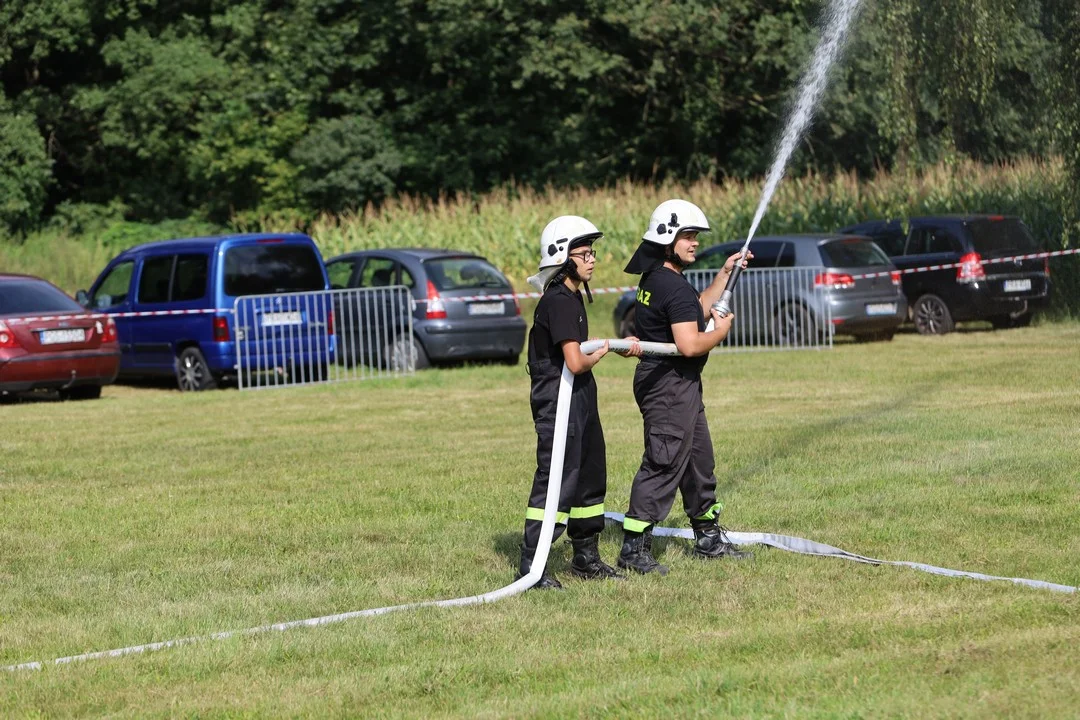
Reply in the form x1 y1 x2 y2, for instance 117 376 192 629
617 528 669 576
570 536 626 580
691 521 753 560
517 546 564 590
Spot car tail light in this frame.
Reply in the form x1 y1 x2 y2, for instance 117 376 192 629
256 238 285 244
956 252 986 283
327 308 335 336
1044 257 1050 277
988 215 1004 221
0 321 20 349
425 280 447 319
890 271 902 287
814 272 855 290
104 316 119 342
213 315 230 342
512 295 521 316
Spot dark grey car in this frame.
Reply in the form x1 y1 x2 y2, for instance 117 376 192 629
613 235 907 343
326 248 526 368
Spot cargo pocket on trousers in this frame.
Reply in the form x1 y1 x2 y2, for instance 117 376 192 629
647 425 684 468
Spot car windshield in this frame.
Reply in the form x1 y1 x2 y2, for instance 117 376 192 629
224 244 325 296
968 218 1039 254
0 280 83 315
424 258 511 291
819 238 892 268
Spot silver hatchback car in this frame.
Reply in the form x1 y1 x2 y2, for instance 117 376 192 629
613 234 907 343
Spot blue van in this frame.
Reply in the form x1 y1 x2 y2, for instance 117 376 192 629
78 233 333 390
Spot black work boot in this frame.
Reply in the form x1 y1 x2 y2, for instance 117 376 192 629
617 528 669 576
516 547 564 590
570 536 626 580
691 521 753 561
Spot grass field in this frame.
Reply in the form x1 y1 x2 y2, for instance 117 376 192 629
2 322 1079 717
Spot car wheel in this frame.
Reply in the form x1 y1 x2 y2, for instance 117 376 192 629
618 306 637 338
176 347 218 391
386 335 429 372
912 294 954 335
990 312 1032 330
59 385 103 401
773 303 815 345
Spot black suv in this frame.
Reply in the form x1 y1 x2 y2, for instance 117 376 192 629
840 215 1051 334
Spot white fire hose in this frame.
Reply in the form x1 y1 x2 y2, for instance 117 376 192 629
4 339 1073 672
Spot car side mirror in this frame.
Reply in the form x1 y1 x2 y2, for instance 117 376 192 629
75 290 89 308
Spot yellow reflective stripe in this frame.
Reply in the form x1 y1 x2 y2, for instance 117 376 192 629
569 504 604 519
526 507 568 524
623 516 652 533
693 502 724 522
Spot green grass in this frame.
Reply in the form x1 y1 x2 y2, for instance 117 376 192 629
2 324 1079 717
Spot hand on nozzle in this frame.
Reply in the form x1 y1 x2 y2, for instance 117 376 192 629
724 251 753 273
710 308 735 328
616 336 643 357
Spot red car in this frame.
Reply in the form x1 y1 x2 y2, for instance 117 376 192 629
0 274 120 400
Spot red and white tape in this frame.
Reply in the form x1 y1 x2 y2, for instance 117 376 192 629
847 247 1080 281
6 308 224 325
5 247 1076 322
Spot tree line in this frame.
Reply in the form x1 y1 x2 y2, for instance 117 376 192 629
1 0 1078 235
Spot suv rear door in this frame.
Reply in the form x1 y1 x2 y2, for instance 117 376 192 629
965 217 1048 299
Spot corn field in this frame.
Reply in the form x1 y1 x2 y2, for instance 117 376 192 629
3 158 1076 315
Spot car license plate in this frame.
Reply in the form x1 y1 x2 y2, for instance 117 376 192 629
467 302 504 316
1003 279 1032 292
865 303 897 316
39 328 87 345
260 311 302 327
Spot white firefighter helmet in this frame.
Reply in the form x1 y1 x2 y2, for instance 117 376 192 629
527 215 602 291
642 199 710 246
624 199 711 274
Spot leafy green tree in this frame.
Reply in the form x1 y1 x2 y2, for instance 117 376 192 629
0 95 53 232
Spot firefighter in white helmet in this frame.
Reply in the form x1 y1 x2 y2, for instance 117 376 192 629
516 215 641 589
618 199 753 575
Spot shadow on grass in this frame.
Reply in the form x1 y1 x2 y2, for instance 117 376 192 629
725 371 961 488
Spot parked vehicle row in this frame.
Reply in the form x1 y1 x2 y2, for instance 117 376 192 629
2 214 1051 398
614 214 1052 341
1 233 527 398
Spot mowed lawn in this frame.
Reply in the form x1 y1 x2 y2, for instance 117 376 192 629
2 323 1078 717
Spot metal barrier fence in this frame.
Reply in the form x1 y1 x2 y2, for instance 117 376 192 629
684 268 834 351
234 286 415 390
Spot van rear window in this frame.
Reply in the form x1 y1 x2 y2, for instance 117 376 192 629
224 245 325 296
424 258 511 291
819 238 892 268
968 218 1038 254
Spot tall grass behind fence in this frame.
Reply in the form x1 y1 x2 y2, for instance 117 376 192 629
2 159 1076 315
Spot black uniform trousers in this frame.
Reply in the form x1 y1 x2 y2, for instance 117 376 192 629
521 359 607 568
624 360 721 532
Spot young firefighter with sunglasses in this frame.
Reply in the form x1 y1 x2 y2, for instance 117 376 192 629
515 216 641 589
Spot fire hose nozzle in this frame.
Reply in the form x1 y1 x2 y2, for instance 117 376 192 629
713 290 734 319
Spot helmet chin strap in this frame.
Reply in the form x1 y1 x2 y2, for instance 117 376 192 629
666 245 690 270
